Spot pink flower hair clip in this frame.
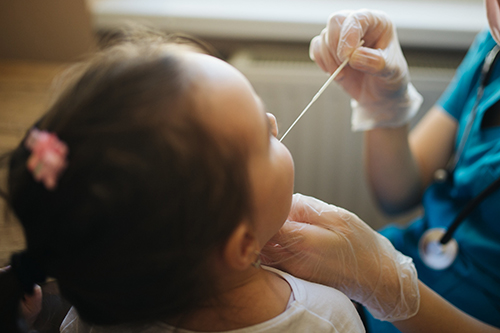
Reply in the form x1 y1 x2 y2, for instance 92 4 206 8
24 128 69 191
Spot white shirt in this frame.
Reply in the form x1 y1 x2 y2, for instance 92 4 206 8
60 267 365 333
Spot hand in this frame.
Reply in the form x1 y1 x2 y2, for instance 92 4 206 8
310 9 422 131
0 266 43 327
262 193 420 322
21 284 42 327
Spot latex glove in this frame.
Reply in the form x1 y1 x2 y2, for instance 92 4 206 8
310 9 423 131
262 193 420 322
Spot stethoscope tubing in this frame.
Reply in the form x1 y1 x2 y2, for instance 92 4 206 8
438 44 500 245
440 173 500 244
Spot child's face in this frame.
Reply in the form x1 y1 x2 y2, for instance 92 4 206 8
183 52 295 247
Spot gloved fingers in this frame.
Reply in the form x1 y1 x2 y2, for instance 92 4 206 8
261 240 311 274
309 35 320 62
260 220 313 269
264 217 350 260
325 11 350 63
288 193 359 233
311 11 389 81
321 28 342 71
260 242 294 268
263 246 328 284
288 194 335 227
262 219 351 285
350 46 387 75
309 29 339 74
338 9 394 61
264 219 308 256
310 12 351 74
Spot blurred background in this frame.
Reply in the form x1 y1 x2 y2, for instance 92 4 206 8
0 0 487 266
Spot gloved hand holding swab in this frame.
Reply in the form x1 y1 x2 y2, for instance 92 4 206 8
279 40 364 142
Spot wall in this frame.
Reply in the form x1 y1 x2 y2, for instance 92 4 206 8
0 0 95 61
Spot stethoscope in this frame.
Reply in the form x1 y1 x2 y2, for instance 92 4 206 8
418 44 500 270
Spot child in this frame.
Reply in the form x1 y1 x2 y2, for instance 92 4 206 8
0 31 364 332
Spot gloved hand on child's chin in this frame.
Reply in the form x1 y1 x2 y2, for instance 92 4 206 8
261 193 420 322
309 9 423 131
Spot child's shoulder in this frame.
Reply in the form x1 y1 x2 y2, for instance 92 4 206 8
61 269 365 333
263 266 353 306
263 266 365 332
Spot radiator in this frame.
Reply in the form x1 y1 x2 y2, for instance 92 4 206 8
230 46 458 229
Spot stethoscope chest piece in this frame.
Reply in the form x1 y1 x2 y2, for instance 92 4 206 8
418 228 458 270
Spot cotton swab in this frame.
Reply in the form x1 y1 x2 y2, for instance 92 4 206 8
279 42 363 142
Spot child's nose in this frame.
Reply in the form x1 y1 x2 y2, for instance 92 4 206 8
266 113 278 138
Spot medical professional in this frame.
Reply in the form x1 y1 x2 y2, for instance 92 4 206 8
304 2 500 332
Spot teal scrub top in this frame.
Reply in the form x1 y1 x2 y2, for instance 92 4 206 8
434 29 500 291
371 30 500 330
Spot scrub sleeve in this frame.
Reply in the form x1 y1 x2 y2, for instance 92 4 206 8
364 30 500 332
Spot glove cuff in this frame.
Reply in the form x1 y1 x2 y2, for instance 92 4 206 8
363 238 420 322
351 83 423 131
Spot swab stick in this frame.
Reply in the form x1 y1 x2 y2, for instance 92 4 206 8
279 41 364 142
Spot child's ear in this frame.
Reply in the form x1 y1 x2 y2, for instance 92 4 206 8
223 222 260 271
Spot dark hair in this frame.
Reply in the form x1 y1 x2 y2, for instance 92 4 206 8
0 33 252 330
